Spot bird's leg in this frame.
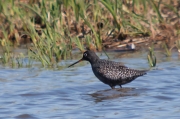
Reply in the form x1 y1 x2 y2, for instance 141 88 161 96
110 86 115 89
119 85 122 88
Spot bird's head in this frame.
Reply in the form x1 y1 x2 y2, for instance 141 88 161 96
68 50 99 67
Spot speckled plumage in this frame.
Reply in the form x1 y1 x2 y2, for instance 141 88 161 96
68 50 147 89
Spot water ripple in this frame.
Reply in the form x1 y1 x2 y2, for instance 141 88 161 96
0 52 180 118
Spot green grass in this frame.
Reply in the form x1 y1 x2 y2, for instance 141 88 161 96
162 42 172 57
0 0 179 68
147 46 156 67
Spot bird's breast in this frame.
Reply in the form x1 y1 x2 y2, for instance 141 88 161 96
91 64 110 84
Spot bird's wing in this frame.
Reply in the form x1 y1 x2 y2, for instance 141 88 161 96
94 60 128 80
95 60 146 80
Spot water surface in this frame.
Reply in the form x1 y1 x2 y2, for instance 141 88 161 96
0 51 180 119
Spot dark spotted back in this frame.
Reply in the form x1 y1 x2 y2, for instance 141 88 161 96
92 59 146 82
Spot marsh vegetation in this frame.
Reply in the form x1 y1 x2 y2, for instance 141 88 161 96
0 0 179 67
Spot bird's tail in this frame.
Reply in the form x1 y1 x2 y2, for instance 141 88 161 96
138 70 147 76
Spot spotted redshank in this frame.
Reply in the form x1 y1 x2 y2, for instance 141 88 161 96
68 50 147 89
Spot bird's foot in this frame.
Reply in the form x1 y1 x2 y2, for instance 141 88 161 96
111 86 115 89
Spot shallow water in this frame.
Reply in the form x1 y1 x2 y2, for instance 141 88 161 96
0 51 180 119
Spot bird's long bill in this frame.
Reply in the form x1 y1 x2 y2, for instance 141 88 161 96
68 59 83 68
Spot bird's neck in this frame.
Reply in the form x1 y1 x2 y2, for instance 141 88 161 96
89 57 99 64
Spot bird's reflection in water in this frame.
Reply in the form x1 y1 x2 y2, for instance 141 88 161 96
89 87 138 103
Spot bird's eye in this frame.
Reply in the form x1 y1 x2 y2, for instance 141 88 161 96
84 53 87 57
